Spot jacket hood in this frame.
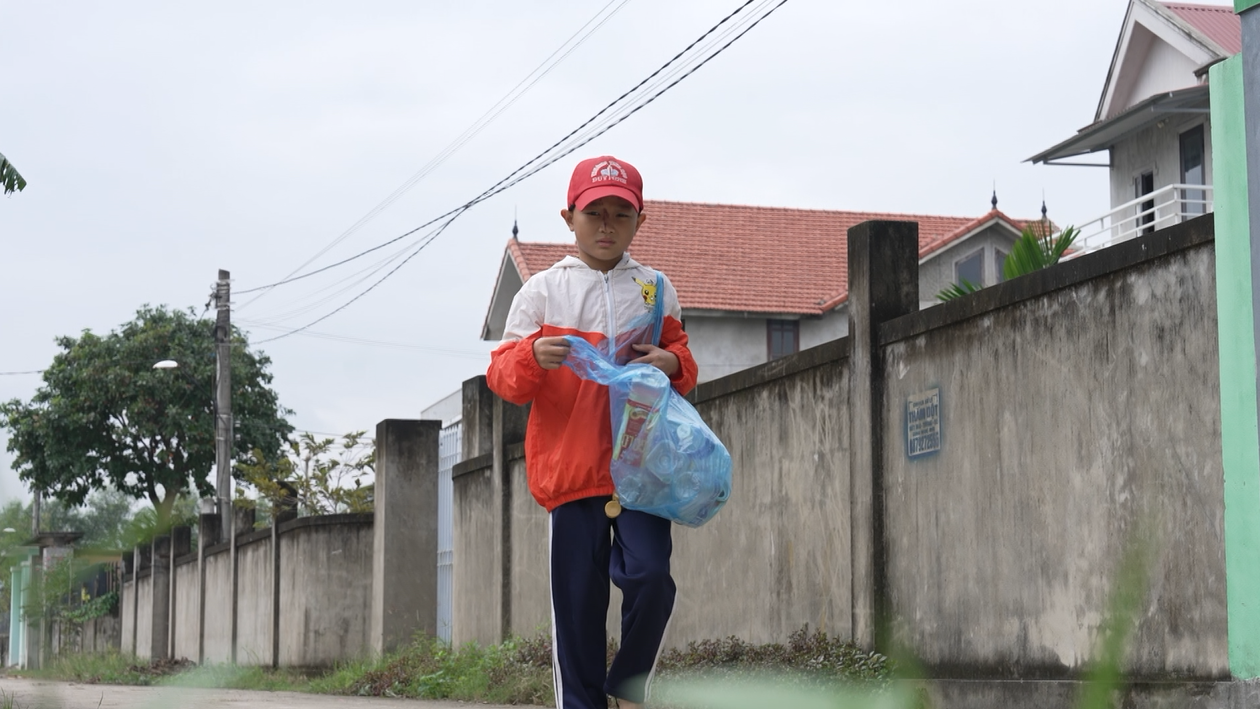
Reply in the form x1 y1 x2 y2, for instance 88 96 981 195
554 254 642 271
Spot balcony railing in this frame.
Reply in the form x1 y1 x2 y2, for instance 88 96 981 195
1067 183 1213 259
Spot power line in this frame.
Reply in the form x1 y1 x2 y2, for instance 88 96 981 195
245 0 790 343
0 370 43 377
237 0 778 299
238 321 491 360
236 0 632 313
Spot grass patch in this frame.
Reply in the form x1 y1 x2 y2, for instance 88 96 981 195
17 627 891 707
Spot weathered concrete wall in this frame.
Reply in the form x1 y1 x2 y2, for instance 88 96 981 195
277 515 373 668
677 343 853 646
508 452 550 639
879 221 1226 679
452 461 501 646
120 577 135 655
173 558 198 661
202 549 232 664
235 534 273 666
82 616 121 654
134 572 153 659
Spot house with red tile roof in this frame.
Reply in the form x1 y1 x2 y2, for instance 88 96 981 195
482 200 1038 382
1029 0 1238 251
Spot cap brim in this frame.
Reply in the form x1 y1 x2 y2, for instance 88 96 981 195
573 185 642 212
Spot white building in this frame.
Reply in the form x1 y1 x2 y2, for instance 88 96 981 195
481 200 1038 382
1030 0 1240 252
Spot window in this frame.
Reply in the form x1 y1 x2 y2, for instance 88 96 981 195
995 248 1008 283
954 249 984 287
767 320 799 360
1180 125 1206 218
1135 171 1155 235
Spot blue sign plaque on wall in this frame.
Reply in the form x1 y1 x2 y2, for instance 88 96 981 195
906 388 942 459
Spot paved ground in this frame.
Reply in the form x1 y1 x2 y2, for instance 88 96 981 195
0 678 540 709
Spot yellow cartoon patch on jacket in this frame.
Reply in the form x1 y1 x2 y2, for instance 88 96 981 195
633 277 657 308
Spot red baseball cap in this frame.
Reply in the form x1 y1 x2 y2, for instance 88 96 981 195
567 156 643 212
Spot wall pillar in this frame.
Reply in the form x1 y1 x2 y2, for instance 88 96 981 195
1212 43 1260 679
462 376 495 461
371 419 442 655
847 220 920 650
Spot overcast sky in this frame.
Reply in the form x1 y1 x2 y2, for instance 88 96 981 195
1 0 1127 505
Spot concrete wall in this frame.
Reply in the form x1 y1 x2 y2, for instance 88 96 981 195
107 434 437 669
452 463 502 646
451 215 1236 705
134 572 153 659
120 577 135 655
277 515 373 668
508 453 550 640
880 228 1227 677
235 534 273 666
173 558 198 661
679 343 853 644
202 549 233 664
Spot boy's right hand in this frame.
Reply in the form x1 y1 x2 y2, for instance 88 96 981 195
532 336 572 370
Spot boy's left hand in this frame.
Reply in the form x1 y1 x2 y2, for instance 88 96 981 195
629 344 679 376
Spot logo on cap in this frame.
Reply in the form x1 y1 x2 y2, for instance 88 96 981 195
590 160 628 185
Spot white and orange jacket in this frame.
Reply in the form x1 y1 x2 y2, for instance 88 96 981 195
487 254 698 511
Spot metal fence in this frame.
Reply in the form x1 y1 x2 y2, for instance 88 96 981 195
437 421 462 644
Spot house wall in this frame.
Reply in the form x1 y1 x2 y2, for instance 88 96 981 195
918 224 1021 303
685 315 773 382
1115 25 1201 113
800 308 848 351
1110 114 1214 212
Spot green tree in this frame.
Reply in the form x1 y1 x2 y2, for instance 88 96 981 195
1 151 26 195
238 431 375 518
936 224 1080 302
0 305 293 526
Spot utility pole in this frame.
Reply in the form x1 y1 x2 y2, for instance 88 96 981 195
213 270 233 540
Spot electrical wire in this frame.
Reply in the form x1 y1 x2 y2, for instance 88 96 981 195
237 0 774 299
246 0 790 343
0 370 43 376
238 321 491 360
236 0 632 313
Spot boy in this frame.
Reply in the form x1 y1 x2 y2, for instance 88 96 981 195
487 156 698 709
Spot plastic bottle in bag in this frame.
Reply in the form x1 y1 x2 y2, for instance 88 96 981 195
612 370 669 467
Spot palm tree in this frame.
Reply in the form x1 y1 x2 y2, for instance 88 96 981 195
2 151 27 195
936 223 1079 302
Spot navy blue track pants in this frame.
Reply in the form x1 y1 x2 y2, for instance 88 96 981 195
549 496 675 708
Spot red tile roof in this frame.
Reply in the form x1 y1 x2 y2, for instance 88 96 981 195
507 200 1031 316
1161 2 1242 55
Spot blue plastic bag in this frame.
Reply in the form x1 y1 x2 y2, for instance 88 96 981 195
562 335 732 527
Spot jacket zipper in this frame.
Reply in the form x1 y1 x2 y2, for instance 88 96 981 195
601 271 616 358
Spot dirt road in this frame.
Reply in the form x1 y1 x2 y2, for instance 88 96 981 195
0 678 541 709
